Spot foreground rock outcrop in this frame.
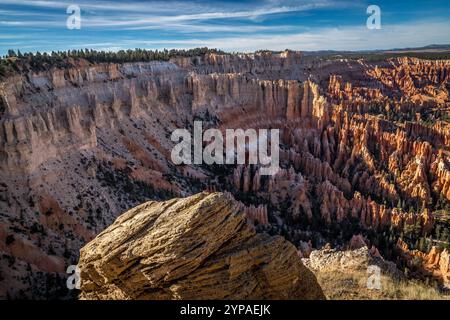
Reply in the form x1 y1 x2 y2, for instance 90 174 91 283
302 246 449 300
78 192 325 300
303 246 401 278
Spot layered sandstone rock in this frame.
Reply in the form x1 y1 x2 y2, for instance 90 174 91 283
302 245 402 279
0 51 449 298
396 239 449 285
78 192 325 300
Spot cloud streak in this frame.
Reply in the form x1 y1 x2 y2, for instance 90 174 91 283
1 0 342 28
66 20 450 52
1 0 449 55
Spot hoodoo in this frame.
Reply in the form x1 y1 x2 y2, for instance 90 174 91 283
0 49 449 299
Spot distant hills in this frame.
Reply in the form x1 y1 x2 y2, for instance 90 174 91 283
300 44 450 61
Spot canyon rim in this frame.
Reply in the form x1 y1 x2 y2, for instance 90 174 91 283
1 48 449 300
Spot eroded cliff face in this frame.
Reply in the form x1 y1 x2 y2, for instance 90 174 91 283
396 239 449 285
78 192 325 300
0 51 449 298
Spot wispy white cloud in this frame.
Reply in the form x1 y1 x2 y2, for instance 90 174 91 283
0 0 68 9
197 21 450 52
1 1 449 54
124 23 296 33
0 0 340 15
1 0 343 29
69 20 450 52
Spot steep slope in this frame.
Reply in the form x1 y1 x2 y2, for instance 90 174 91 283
0 51 449 298
78 192 325 300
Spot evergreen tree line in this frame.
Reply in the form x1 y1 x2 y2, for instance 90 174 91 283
0 47 227 76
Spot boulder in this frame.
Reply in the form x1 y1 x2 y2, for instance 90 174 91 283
78 192 325 300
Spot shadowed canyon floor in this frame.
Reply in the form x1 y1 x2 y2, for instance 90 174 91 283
0 50 449 298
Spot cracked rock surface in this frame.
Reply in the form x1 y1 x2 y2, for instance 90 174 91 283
78 192 325 300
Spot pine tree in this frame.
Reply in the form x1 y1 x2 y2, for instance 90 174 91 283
7 49 16 58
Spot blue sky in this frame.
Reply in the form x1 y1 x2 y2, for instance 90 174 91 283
1 0 450 55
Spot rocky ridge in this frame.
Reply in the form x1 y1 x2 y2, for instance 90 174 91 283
0 51 449 298
78 192 325 300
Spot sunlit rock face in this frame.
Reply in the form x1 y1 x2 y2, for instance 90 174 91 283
78 192 325 300
0 51 449 298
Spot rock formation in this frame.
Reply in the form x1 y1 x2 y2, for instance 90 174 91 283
78 192 325 300
396 239 449 285
0 51 448 298
302 246 398 275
